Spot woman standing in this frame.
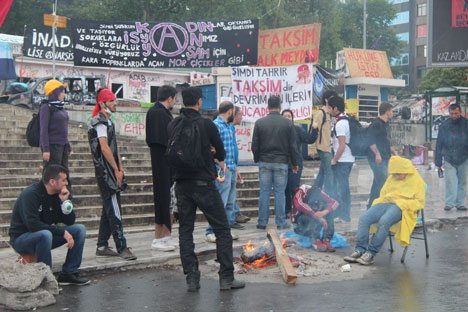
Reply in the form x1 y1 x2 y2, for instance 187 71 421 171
282 109 318 218
40 79 72 194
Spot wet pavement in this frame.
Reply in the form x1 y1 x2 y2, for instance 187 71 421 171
37 226 468 312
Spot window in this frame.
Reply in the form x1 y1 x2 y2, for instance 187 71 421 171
416 45 427 58
417 25 427 38
424 45 427 57
417 3 427 16
390 56 401 66
111 83 124 98
358 95 379 122
396 32 409 42
417 67 428 79
398 74 409 85
391 11 410 25
401 53 409 65
389 0 409 3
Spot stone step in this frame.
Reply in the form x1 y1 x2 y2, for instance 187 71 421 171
0 165 153 176
0 158 152 169
0 151 151 161
0 139 147 148
0 173 154 187
0 145 149 154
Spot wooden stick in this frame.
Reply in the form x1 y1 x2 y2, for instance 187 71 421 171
267 229 297 284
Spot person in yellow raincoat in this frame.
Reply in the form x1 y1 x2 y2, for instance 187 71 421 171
344 156 425 265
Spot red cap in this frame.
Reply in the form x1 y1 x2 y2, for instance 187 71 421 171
92 88 116 118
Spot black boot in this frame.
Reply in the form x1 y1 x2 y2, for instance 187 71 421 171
186 271 200 292
219 278 245 291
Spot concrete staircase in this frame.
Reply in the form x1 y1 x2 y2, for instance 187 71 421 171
0 104 324 246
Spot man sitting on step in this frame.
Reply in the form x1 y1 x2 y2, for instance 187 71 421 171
344 156 425 265
8 164 90 286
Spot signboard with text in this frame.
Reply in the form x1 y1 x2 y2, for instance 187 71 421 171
257 23 321 66
231 64 314 123
22 25 74 61
71 19 258 68
452 0 468 28
343 48 393 79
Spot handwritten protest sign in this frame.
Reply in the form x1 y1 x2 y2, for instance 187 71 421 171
258 24 321 66
343 48 393 79
71 19 258 68
231 64 313 123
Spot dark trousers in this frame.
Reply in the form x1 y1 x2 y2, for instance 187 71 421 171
150 145 172 231
285 167 302 215
367 158 389 209
43 143 72 197
311 212 335 241
176 180 234 280
97 192 127 253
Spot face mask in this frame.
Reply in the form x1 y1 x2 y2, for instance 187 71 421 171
104 103 112 115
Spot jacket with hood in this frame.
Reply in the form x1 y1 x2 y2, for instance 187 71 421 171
435 116 468 167
370 156 426 246
88 112 127 199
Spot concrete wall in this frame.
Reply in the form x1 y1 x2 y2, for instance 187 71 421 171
389 120 426 148
67 105 149 141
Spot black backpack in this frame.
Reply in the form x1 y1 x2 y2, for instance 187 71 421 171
334 115 371 157
309 108 327 144
26 103 56 147
166 114 207 170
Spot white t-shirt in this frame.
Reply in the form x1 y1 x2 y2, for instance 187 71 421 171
96 124 107 138
332 119 355 163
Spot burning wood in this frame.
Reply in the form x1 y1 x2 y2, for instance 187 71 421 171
241 240 274 265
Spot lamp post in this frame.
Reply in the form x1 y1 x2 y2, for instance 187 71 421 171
52 0 57 79
363 0 367 49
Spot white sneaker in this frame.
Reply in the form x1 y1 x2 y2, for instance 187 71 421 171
151 239 176 251
205 234 216 243
162 236 179 247
231 233 239 240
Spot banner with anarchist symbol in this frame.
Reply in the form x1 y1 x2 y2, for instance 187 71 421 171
71 19 258 68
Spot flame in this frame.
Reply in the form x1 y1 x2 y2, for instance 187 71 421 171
243 255 276 269
244 240 255 251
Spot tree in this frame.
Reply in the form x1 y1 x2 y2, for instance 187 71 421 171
418 67 468 92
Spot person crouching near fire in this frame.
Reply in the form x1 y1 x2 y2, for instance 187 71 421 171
344 156 425 265
292 185 339 252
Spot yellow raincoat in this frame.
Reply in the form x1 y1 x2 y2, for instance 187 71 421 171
370 156 426 246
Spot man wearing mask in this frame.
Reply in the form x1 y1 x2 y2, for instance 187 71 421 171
435 103 468 211
88 88 137 261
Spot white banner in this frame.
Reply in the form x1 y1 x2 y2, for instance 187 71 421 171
231 64 313 122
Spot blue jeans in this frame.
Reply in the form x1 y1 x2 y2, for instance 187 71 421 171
356 203 402 256
12 224 86 274
367 158 389 209
313 150 335 196
285 167 303 215
332 162 353 222
207 170 237 234
258 162 289 227
445 159 468 208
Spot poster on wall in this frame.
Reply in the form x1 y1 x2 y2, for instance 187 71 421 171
22 25 74 61
429 0 468 67
257 23 321 66
71 19 258 68
452 0 468 28
343 48 393 79
313 65 345 106
432 96 456 115
231 64 314 123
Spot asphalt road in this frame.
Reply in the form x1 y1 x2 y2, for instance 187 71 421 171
38 226 468 312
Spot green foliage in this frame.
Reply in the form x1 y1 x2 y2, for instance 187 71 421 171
418 68 468 92
1 0 403 66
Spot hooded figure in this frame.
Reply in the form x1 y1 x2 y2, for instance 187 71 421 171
371 156 426 246
344 156 425 265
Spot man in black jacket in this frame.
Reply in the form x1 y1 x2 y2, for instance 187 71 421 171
9 164 89 285
435 103 468 211
252 95 298 230
146 85 177 252
167 87 245 292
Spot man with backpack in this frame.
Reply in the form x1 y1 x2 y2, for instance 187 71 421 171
366 102 398 209
309 90 337 195
167 87 245 292
329 96 355 222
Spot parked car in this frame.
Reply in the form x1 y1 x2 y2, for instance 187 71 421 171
1 75 106 109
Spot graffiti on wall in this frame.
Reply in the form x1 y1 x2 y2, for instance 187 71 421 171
129 73 148 101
